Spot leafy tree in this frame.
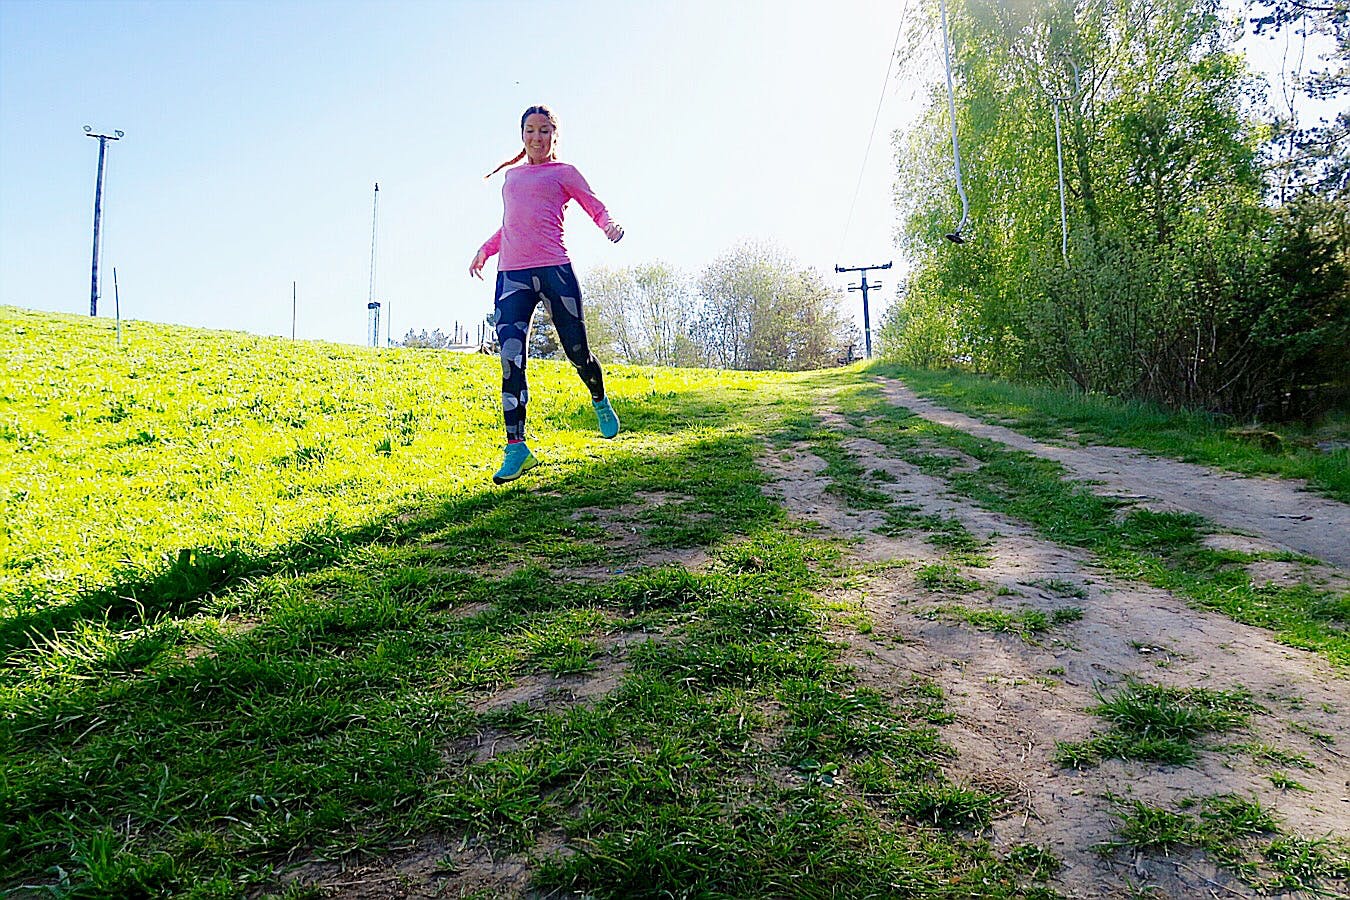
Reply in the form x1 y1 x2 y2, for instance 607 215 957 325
527 304 561 360
1252 0 1349 201
696 242 858 371
582 263 702 366
883 0 1347 418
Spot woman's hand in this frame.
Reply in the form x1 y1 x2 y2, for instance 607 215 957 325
469 249 488 279
604 222 624 243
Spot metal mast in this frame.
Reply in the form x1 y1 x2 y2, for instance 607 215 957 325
367 182 380 346
834 262 892 359
85 126 123 316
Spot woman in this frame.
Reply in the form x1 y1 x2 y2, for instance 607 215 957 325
470 104 624 485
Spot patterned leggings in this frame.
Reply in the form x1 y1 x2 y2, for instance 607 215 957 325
494 263 606 442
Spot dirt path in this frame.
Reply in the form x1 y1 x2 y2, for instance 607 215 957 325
288 384 1348 899
877 379 1350 569
760 401 1350 899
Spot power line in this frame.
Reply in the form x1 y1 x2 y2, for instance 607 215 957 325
837 0 911 259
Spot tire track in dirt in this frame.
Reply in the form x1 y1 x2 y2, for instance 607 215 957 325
876 378 1350 569
759 408 1350 899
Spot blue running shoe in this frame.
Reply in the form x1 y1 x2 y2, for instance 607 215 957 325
593 397 620 439
492 442 539 484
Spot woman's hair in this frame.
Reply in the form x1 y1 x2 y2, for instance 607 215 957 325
484 105 559 179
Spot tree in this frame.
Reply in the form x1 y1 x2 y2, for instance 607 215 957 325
695 243 858 371
527 304 561 360
400 328 452 349
884 0 1344 418
582 263 702 367
580 266 638 363
1252 0 1349 201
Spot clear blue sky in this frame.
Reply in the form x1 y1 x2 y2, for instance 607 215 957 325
0 0 933 345
0 0 1321 347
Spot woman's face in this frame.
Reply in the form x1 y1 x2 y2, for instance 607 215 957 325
521 113 555 164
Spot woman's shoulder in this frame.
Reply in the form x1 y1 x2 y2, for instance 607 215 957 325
548 160 583 177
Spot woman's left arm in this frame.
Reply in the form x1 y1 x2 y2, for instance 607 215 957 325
564 166 623 243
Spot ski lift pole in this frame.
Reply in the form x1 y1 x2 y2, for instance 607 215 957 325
84 126 124 315
1050 50 1081 265
938 0 969 242
367 182 380 346
1053 99 1068 264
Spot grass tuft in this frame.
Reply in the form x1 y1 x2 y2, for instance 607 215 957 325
1104 794 1349 894
920 604 1082 642
1056 681 1260 767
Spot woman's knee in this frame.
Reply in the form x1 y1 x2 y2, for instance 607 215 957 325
562 339 594 369
499 331 528 380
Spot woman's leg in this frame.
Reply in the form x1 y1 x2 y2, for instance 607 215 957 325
494 271 539 442
540 264 619 438
540 264 605 400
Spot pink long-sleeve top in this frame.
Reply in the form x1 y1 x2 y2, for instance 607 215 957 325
478 161 612 271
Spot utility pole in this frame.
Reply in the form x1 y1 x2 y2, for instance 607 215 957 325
835 261 891 358
367 182 380 347
85 126 123 316
292 281 297 339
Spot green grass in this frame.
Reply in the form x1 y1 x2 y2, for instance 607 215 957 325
868 362 1350 503
1 309 1057 898
1056 681 1261 767
878 504 991 558
915 562 985 593
1104 794 1350 894
831 385 1350 667
1268 772 1309 792
1029 578 1087 599
1235 742 1316 770
921 604 1082 642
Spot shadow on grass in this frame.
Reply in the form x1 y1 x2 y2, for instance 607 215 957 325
0 386 777 656
0 385 787 745
3 372 1064 900
0 411 756 827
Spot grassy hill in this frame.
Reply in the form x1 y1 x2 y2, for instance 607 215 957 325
0 307 774 623
2 307 1345 898
6 309 1028 898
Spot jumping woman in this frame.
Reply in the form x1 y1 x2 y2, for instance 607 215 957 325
470 104 624 484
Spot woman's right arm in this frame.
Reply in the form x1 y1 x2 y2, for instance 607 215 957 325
470 229 502 279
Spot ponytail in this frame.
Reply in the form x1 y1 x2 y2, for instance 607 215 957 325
485 148 526 180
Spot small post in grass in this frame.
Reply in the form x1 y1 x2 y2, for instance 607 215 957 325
113 266 121 346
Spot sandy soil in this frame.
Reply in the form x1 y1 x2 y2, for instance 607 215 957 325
754 388 1350 899
877 379 1350 570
